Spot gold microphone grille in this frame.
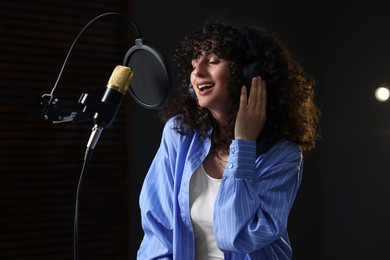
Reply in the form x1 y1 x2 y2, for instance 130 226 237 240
108 65 134 94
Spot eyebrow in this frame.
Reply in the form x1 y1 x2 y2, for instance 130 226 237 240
194 50 214 58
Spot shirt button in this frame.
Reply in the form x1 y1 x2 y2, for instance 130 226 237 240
228 163 233 168
230 148 235 154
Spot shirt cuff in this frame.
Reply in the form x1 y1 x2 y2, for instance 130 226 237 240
224 139 256 178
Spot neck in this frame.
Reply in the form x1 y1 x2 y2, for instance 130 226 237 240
215 147 229 161
210 110 228 126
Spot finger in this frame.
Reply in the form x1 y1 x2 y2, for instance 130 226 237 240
248 76 258 108
254 77 262 111
248 77 256 108
239 85 248 108
256 78 267 115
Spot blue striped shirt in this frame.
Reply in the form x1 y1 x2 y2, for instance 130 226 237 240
137 117 303 259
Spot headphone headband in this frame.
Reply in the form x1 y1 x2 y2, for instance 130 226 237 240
239 27 260 60
239 26 264 91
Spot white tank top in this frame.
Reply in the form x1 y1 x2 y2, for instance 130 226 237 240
189 164 224 260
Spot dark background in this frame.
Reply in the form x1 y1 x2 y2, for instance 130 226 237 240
0 0 389 259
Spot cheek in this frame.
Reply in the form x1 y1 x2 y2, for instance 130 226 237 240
219 73 231 90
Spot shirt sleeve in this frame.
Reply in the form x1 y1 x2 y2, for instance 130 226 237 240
214 139 303 253
137 119 178 260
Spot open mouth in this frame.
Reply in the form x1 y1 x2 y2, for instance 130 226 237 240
198 83 214 92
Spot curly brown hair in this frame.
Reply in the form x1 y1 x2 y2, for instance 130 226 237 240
160 18 321 153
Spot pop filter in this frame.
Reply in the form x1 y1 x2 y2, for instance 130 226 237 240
123 38 171 110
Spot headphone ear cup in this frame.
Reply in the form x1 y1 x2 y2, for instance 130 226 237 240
241 61 263 91
188 83 196 98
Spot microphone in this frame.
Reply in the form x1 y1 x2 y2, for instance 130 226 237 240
86 65 133 150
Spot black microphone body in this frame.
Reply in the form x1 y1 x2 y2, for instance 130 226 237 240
92 86 126 128
86 65 133 150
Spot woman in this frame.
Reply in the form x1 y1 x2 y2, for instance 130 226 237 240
137 18 320 259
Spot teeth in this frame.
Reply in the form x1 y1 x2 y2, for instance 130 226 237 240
198 84 214 90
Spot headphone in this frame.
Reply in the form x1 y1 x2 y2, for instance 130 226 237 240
188 26 264 98
239 26 264 93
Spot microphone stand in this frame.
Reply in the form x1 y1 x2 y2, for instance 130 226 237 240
2 12 167 260
39 12 141 260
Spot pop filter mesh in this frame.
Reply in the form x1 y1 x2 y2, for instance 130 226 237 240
124 41 171 110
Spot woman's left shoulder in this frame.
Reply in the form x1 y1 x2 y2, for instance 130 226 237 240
273 139 301 154
259 139 302 165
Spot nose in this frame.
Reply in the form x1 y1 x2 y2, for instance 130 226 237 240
192 58 208 77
